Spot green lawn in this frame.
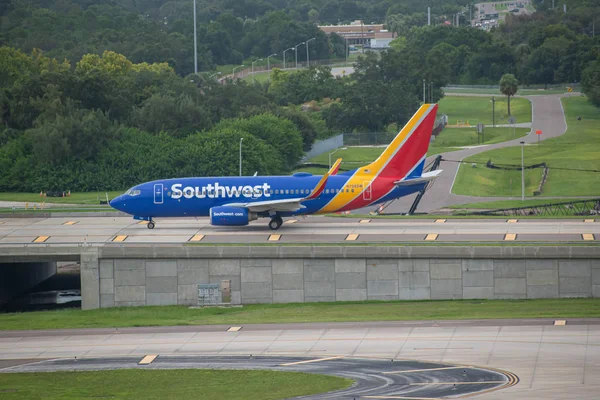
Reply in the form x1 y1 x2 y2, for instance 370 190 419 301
449 198 594 210
301 127 528 175
0 191 122 204
0 370 351 400
1 299 599 330
438 96 532 126
453 96 600 197
243 70 272 83
444 88 570 96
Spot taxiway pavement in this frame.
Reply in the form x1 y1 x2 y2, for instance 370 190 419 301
1 319 599 399
0 216 597 245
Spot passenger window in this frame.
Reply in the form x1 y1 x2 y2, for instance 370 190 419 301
275 189 279 194
285 189 289 194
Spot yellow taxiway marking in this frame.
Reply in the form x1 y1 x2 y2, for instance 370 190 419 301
33 236 49 243
554 320 567 326
138 220 149 225
359 219 371 223
507 219 518 223
504 233 517 241
280 356 344 366
582 233 595 241
384 366 468 375
62 221 78 225
409 381 504 386
227 326 242 332
189 234 205 242
138 354 158 365
434 219 446 223
285 219 298 224
584 219 595 223
424 233 438 241
268 234 281 241
345 233 359 241
113 235 128 242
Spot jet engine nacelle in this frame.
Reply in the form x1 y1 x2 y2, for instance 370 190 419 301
209 206 257 226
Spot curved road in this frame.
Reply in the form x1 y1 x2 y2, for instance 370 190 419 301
357 93 572 214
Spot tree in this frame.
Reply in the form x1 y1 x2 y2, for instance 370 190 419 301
499 74 519 116
582 60 600 107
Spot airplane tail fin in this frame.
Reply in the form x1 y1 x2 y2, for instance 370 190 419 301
364 104 438 180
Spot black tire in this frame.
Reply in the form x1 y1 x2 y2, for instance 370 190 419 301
269 218 282 230
147 221 155 230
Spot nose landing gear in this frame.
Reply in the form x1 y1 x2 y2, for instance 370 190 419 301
268 216 283 230
147 220 155 229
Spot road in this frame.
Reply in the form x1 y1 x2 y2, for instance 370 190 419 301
358 93 572 214
1 318 599 399
0 216 597 245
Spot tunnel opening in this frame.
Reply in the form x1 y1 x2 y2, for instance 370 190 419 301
0 261 81 313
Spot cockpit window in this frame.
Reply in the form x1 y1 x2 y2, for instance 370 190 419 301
125 188 141 196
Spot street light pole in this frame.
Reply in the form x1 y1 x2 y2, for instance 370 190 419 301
252 58 263 83
492 96 496 127
209 72 222 80
267 53 277 71
423 79 426 103
306 37 316 67
520 141 525 200
283 47 293 69
239 137 244 176
328 147 347 168
295 42 305 69
193 0 197 74
232 65 244 79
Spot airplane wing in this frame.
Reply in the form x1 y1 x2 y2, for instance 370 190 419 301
223 159 342 213
223 198 306 212
394 170 442 187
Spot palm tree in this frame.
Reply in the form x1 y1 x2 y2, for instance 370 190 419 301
499 74 519 116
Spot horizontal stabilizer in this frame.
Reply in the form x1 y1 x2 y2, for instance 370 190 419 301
394 170 442 187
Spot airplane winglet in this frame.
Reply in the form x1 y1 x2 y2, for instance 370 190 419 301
330 158 342 175
304 158 342 200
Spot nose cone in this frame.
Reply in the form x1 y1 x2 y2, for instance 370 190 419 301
109 195 126 212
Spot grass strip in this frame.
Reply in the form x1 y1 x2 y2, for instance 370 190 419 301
0 369 351 400
1 299 598 330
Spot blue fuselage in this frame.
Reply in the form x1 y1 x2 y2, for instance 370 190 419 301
109 173 426 219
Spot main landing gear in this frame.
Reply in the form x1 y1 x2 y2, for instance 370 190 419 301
147 220 155 230
268 216 283 230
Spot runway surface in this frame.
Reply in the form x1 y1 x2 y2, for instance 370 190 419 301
0 216 597 245
360 93 573 214
0 319 598 399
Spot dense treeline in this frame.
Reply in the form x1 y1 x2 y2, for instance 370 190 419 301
0 0 352 76
0 48 320 191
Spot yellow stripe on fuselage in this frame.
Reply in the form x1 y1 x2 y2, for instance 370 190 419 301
316 104 431 214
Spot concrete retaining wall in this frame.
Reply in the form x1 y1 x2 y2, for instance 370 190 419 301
1 245 598 309
88 246 600 309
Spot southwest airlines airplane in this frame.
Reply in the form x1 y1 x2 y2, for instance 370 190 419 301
110 103 442 230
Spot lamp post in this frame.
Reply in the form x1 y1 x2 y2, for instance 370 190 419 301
239 137 244 176
267 53 277 71
520 141 525 200
232 65 244 79
252 58 263 83
283 47 294 69
193 0 197 74
423 79 426 103
295 41 305 69
306 37 316 67
209 72 221 80
491 96 496 127
329 147 347 168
